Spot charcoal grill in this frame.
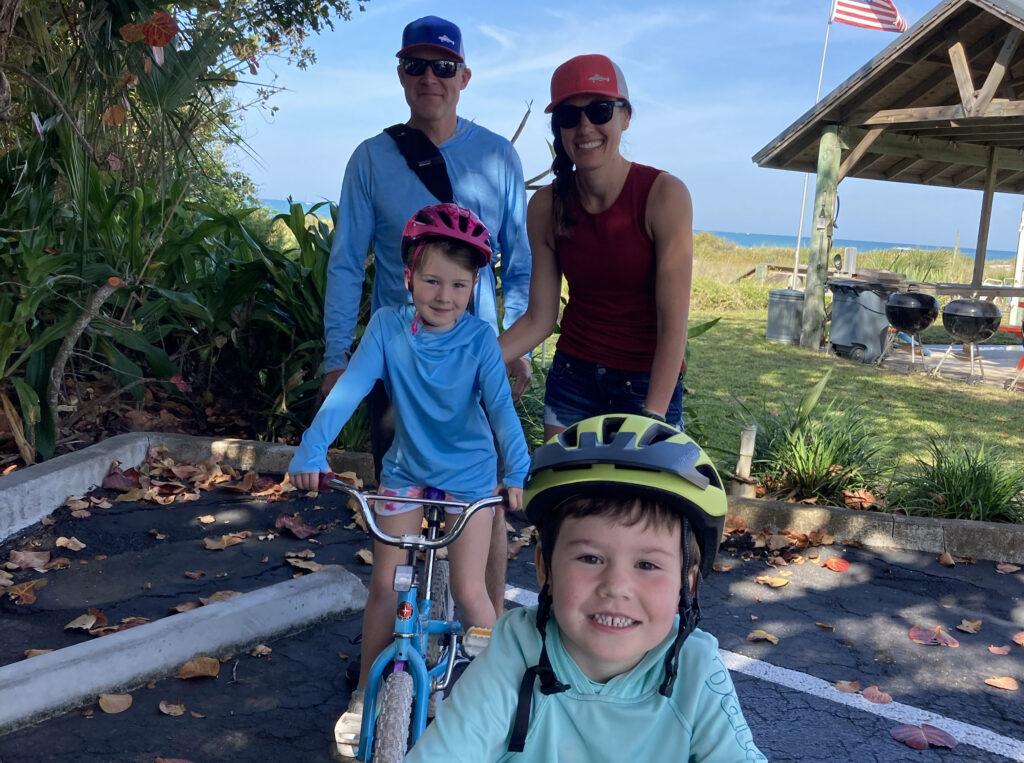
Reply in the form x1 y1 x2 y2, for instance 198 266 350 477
883 292 938 365
930 298 1002 381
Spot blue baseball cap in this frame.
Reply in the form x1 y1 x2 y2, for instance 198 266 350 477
396 16 465 62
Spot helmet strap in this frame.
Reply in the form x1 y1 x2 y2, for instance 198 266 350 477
507 582 570 753
659 516 701 697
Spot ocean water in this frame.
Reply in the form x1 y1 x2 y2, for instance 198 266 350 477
257 200 1018 261
706 230 1017 261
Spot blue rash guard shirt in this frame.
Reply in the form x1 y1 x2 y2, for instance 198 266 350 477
407 607 767 762
325 118 532 372
289 305 530 498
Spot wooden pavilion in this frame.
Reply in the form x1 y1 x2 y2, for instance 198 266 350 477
753 0 1024 349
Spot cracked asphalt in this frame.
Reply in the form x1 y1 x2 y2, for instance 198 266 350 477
1 481 1022 762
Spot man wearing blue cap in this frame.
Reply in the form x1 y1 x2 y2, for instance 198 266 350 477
323 15 532 759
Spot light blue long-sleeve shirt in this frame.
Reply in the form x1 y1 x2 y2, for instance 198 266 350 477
289 305 530 497
407 607 767 762
324 118 532 371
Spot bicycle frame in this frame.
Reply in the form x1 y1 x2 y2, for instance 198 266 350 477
328 480 503 761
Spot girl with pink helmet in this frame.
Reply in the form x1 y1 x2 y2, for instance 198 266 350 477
289 203 530 757
499 54 694 439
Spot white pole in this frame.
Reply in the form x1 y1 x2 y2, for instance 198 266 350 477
1011 203 1024 325
791 2 837 289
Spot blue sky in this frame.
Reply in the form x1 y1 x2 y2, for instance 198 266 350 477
236 0 1024 252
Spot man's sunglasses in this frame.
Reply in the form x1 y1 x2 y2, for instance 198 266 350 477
552 99 627 129
400 57 463 79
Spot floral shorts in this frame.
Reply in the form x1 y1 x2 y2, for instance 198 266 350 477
374 485 495 517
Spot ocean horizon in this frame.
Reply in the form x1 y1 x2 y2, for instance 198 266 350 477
259 198 1019 261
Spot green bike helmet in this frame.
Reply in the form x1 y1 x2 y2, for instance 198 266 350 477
524 413 727 578
507 415 728 754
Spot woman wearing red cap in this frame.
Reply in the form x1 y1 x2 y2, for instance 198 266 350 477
499 54 693 438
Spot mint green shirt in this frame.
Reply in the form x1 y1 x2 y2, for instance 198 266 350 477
407 607 766 762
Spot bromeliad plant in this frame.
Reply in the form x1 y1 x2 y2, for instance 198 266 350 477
751 369 885 505
886 439 1024 524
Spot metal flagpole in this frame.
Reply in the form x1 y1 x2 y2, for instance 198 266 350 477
791 0 837 288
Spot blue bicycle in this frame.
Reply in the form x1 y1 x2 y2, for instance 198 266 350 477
329 479 503 763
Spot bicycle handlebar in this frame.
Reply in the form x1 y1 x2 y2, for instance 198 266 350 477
327 479 505 550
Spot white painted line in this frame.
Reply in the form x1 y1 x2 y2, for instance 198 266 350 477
721 650 1024 762
505 584 1024 760
504 586 538 608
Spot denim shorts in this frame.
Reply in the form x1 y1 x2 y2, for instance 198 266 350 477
543 350 684 430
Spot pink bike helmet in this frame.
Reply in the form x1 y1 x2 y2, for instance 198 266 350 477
400 203 493 272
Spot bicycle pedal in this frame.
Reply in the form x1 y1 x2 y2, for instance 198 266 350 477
463 626 492 658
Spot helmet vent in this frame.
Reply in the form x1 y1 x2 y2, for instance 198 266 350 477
638 423 676 447
696 464 722 490
601 416 625 442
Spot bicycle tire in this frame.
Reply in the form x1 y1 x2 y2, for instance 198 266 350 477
372 671 414 763
426 559 454 666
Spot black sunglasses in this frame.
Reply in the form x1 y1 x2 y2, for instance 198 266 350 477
400 57 463 79
552 99 627 129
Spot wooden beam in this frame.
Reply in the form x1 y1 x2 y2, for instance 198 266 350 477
853 130 1024 172
838 127 886 182
801 125 840 352
848 99 1024 127
919 162 950 183
883 156 921 179
973 145 998 287
947 32 978 113
973 28 1022 114
952 166 985 187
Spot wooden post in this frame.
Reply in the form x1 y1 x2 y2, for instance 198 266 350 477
730 424 758 499
972 145 998 287
801 125 840 350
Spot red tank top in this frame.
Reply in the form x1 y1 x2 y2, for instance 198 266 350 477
555 162 674 372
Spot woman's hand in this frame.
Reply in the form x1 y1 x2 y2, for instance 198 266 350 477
505 486 523 511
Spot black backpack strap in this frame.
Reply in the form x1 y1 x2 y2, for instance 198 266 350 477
384 123 454 204
507 641 570 753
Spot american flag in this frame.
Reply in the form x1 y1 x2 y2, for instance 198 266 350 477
832 0 908 33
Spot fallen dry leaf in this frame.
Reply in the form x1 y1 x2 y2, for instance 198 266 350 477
754 575 789 588
984 676 1018 691
989 645 1011 655
835 679 860 693
203 531 251 550
0 569 12 587
956 619 982 634
937 551 955 567
198 591 242 605
55 536 86 551
355 548 374 565
746 629 779 644
286 558 323 572
251 644 272 657
70 509 92 518
996 562 1021 574
822 557 850 572
1014 631 1024 647
189 711 205 719
149 529 168 540
197 515 215 524
890 723 958 751
176 657 220 679
65 608 107 631
275 512 319 540
712 562 733 572
7 578 47 604
171 601 202 613
45 557 71 570
908 624 959 647
814 622 836 631
286 549 315 559
183 570 205 579
159 700 187 716
861 685 892 704
89 616 150 636
8 550 50 571
98 693 133 713
24 649 54 658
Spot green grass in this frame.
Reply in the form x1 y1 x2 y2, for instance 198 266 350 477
684 310 1024 476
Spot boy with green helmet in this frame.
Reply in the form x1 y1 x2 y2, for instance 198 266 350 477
407 414 766 761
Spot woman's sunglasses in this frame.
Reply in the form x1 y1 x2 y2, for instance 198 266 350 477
552 99 627 129
400 57 463 79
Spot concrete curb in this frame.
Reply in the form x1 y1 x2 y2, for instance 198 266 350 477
727 496 1024 564
0 565 368 734
0 433 374 544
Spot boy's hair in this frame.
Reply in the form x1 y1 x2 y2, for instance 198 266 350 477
411 237 482 275
539 494 701 577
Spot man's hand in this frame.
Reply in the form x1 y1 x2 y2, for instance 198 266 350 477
321 368 344 398
505 355 532 401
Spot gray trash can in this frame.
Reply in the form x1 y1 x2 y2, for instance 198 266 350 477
766 289 805 345
827 280 897 362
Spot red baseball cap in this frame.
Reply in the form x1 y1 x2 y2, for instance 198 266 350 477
545 54 630 113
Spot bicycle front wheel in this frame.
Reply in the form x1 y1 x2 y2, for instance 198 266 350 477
426 559 454 666
372 670 414 763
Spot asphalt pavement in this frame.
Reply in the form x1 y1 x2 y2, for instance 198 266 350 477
0 437 1022 762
